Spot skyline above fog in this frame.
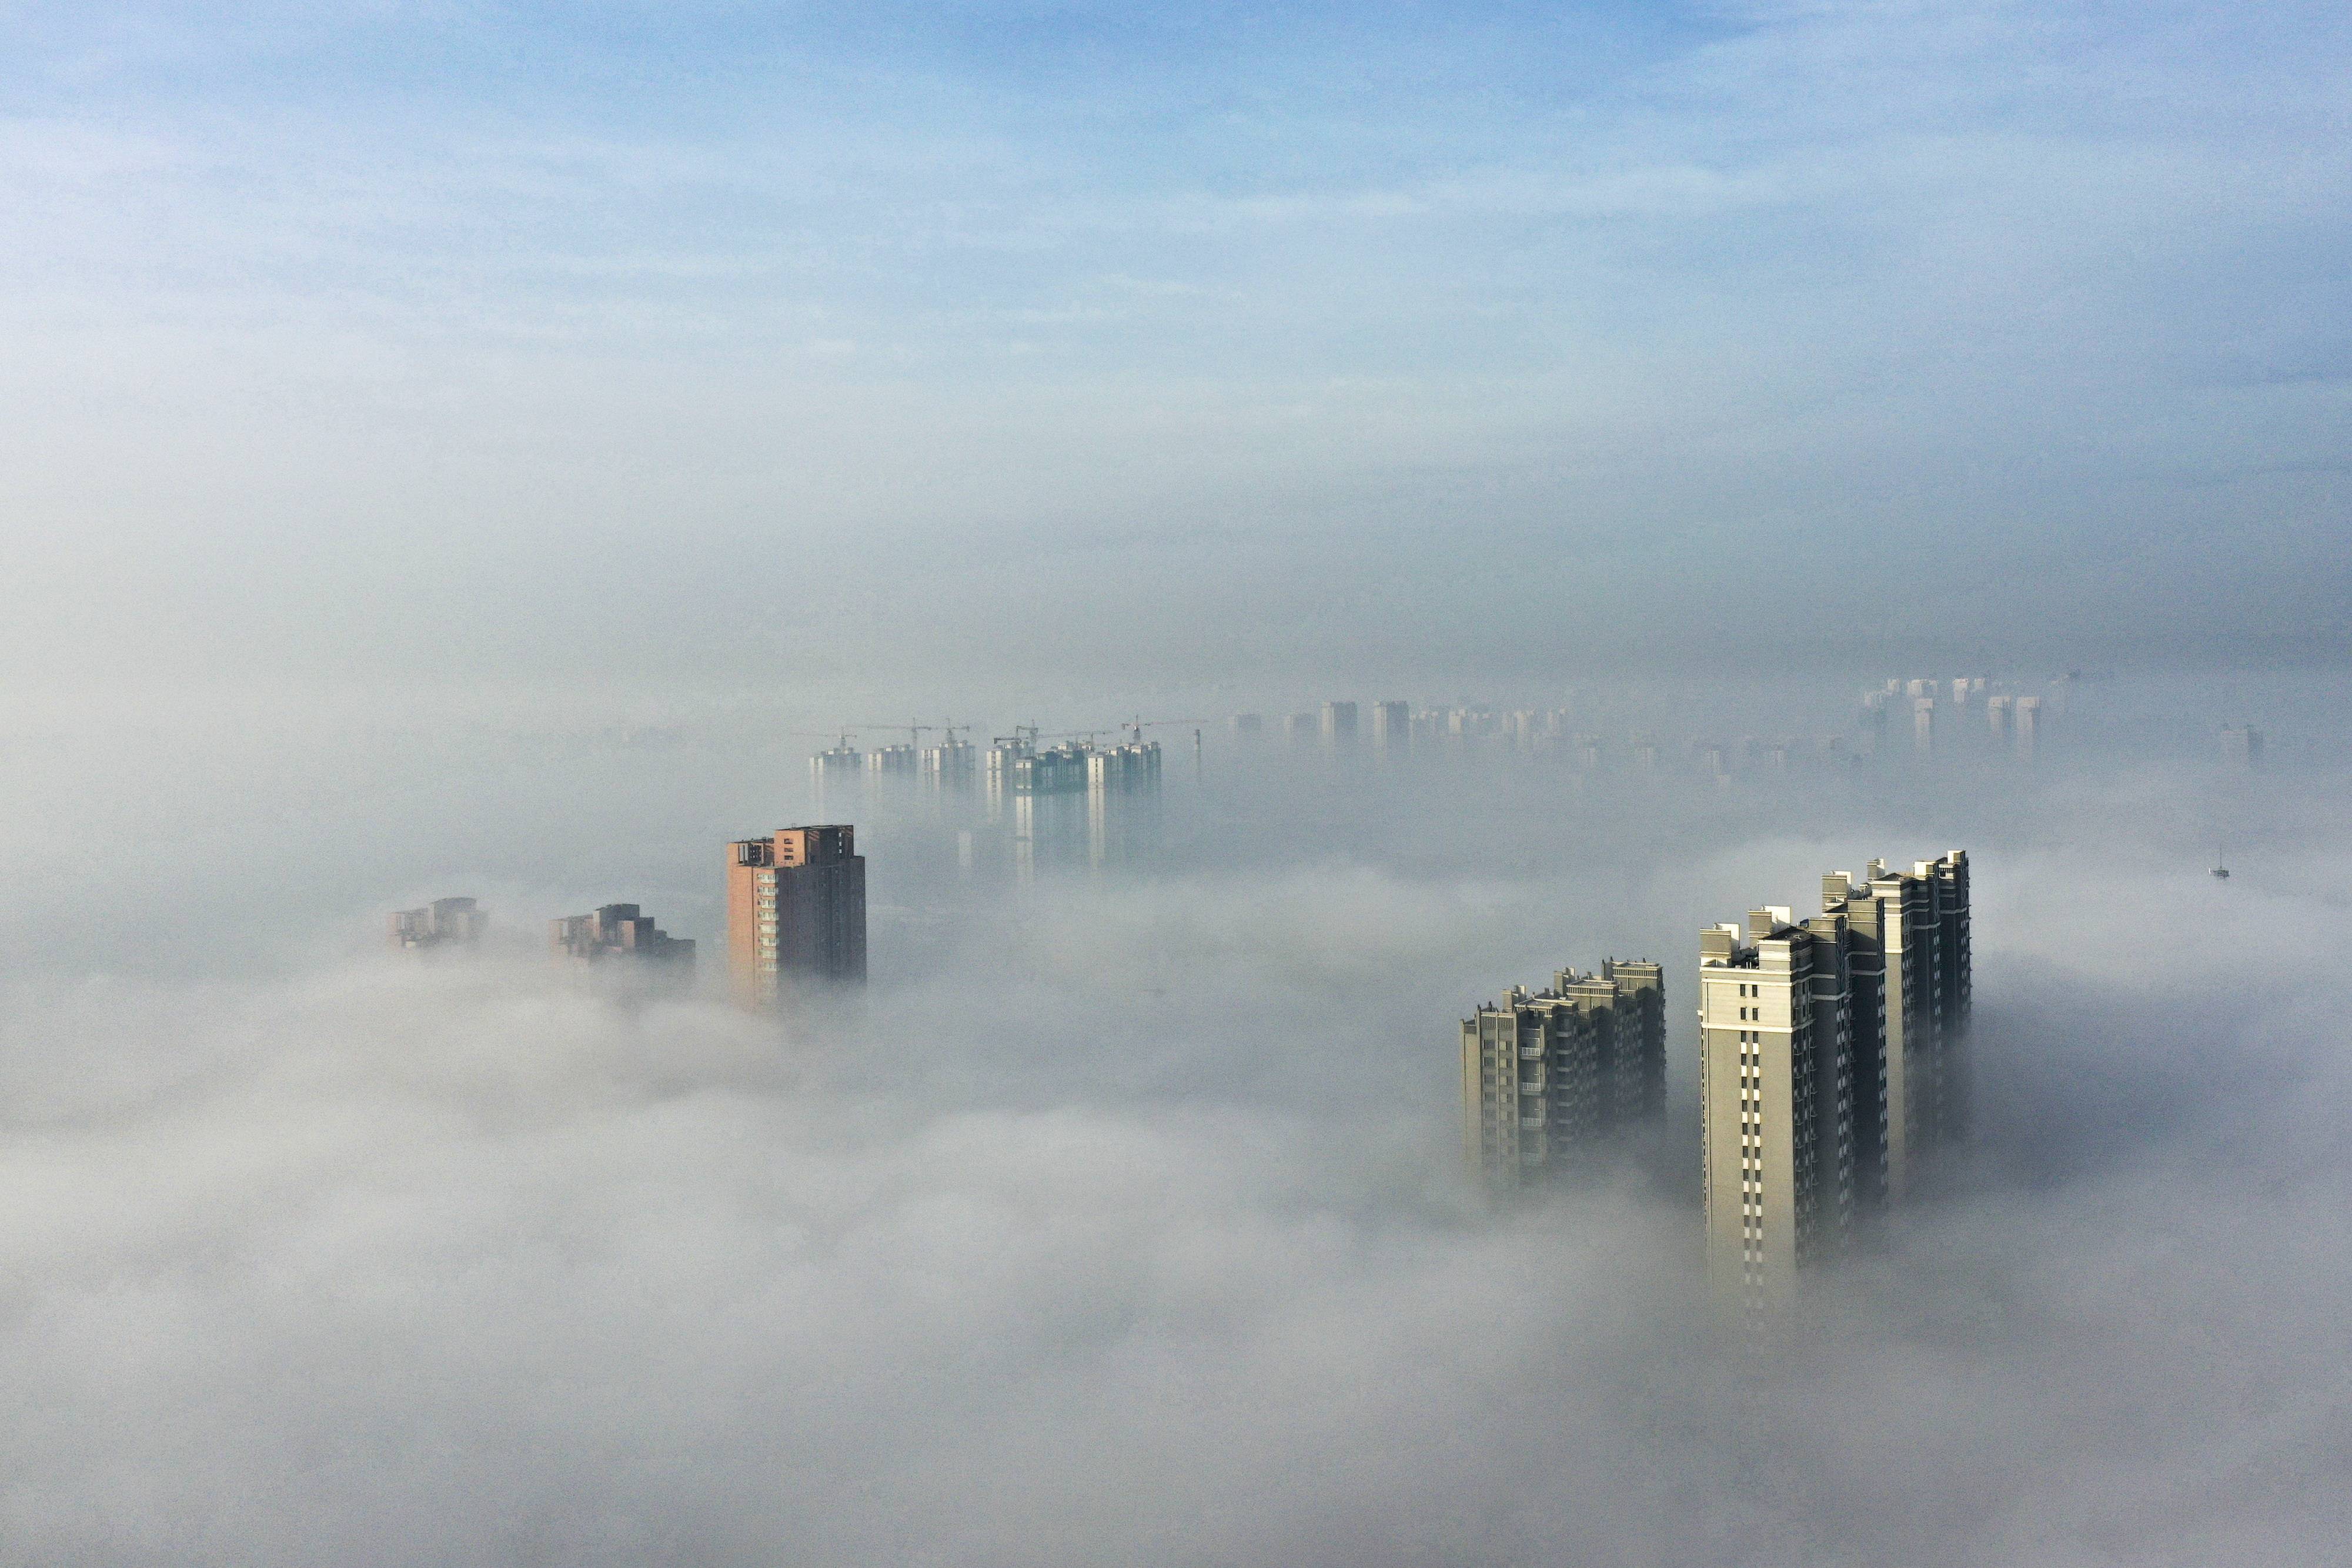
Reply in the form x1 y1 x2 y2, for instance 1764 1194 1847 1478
4 5 2350 1563
5 680 2348 1565
5 1 2348 690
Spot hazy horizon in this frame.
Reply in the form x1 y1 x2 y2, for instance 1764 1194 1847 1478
5 1 2348 690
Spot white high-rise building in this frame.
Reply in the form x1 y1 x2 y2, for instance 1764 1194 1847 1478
1700 852 1970 1305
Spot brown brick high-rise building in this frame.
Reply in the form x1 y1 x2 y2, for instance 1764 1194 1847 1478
726 825 867 1008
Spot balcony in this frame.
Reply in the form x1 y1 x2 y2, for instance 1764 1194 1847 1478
1519 1112 1547 1130
1519 1044 1545 1059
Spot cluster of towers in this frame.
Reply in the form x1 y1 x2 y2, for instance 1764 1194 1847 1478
387 823 870 1012
1865 678 2044 758
1459 961 1668 1188
1231 696 1988 781
1698 852 1970 1303
1458 850 1972 1308
809 727 1167 881
1232 700 1572 754
980 733 1165 879
810 731 981 798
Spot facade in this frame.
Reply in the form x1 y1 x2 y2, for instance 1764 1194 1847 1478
389 897 486 950
2220 724 2263 770
1011 743 1092 795
1821 853 1971 1203
1862 689 1890 747
1460 959 1665 1191
1371 700 1410 752
920 737 975 788
1699 912 1851 1304
1319 701 1358 748
726 825 867 1008
1701 851 1970 1303
985 735 1087 806
550 904 694 967
808 743 862 813
984 734 1030 818
981 735 1162 881
1084 740 1164 870
1084 740 1161 791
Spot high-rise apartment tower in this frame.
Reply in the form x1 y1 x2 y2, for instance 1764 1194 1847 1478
1319 701 1358 749
1461 959 1665 1191
1701 852 1969 1302
726 825 867 1008
1820 852 1970 1203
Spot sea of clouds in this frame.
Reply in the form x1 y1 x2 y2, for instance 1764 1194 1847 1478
3 684 2346 1565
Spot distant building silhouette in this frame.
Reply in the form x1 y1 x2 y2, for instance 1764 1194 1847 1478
1319 701 1358 750
550 904 694 968
389 897 486 951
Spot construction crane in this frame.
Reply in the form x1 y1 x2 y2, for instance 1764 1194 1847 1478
1117 716 1211 744
834 720 983 750
845 721 935 748
998 718 1208 746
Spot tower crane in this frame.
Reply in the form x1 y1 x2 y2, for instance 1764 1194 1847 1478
1117 716 1211 743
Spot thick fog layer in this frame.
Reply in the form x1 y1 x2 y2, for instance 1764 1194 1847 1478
4 678 2347 1564
5 2 2343 1559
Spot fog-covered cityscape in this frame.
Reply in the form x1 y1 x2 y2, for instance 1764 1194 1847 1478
5 2 2350 1564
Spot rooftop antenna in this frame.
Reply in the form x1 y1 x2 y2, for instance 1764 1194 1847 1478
2211 840 2230 880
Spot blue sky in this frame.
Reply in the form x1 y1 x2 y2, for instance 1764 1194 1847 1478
2 2 2346 687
